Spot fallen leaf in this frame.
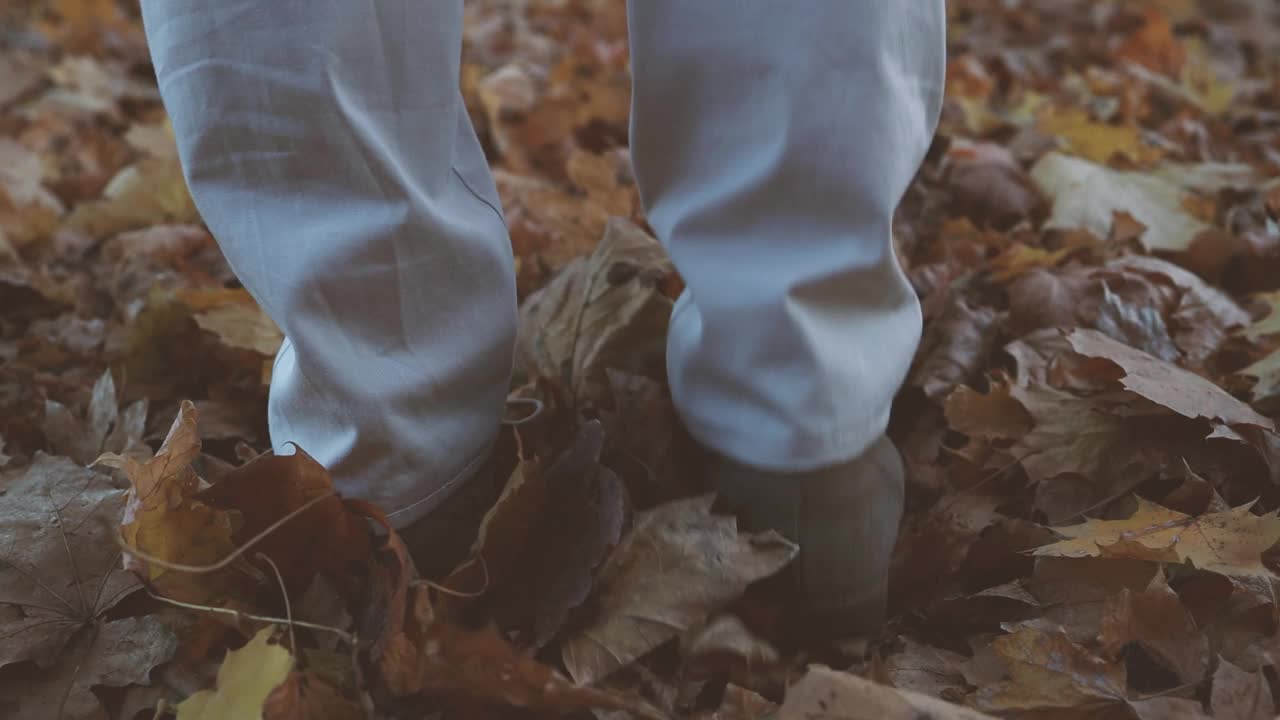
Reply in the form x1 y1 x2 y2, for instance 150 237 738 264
1036 107 1163 166
908 290 1004 399
973 624 1128 713
196 446 374 596
1115 6 1186 77
64 156 198 240
881 637 970 701
517 216 675 408
1099 573 1209 685
95 400 241 603
1211 657 1275 720
0 615 176 720
262 670 364 720
176 626 295 720
702 684 776 720
1066 328 1274 429
778 665 997 720
1035 497 1280 578
561 494 797 684
680 614 780 671
0 453 139 669
1032 151 1212 254
1028 557 1159 644
176 288 283 357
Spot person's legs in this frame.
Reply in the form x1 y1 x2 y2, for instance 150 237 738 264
627 2 945 631
140 1 516 528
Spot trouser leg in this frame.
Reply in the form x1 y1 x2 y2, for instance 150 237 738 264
626 1 945 471
140 1 516 526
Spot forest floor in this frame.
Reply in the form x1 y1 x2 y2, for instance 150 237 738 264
3 0 1280 718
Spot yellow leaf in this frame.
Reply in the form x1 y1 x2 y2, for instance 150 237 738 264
176 627 294 720
64 156 198 240
176 288 284 356
1036 106 1163 167
1035 497 1280 578
988 244 1072 282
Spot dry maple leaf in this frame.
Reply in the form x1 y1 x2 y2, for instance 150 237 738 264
1066 328 1274 430
561 494 797 685
1211 657 1276 720
779 665 996 720
175 626 295 720
0 454 175 719
261 670 364 720
971 624 1129 713
94 400 241 603
1034 497 1280 578
1036 106 1164 166
176 287 284 357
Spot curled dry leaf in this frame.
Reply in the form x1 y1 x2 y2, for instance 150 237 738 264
95 400 240 603
561 494 798 685
1034 497 1280 579
778 666 997 720
517 216 675 408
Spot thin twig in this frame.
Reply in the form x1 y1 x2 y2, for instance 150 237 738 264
114 492 335 574
145 590 355 645
419 554 490 598
256 553 295 652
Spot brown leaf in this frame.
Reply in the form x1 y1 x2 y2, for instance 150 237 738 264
1211 658 1275 720
1099 574 1210 685
95 401 241 603
1066 329 1274 429
0 454 139 669
1034 497 1280 579
701 684 776 720
973 624 1128 713
263 670 364 720
908 290 1004 399
561 495 797 685
680 614 780 672
1027 557 1158 644
517 216 675 408
196 446 374 596
0 615 176 720
944 140 1045 230
944 381 1033 440
778 666 997 720
881 637 970 701
176 287 283 357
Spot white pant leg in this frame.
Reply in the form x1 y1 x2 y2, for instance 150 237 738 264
141 1 516 526
627 2 945 472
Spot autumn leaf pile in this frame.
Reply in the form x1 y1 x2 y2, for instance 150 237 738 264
4 0 1280 718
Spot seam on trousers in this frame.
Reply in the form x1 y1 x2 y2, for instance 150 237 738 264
385 432 498 528
451 166 508 230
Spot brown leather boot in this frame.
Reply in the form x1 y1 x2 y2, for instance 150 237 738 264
706 436 905 640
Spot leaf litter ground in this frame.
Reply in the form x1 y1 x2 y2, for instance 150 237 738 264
4 0 1280 718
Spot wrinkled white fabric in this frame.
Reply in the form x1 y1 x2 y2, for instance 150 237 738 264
140 1 944 526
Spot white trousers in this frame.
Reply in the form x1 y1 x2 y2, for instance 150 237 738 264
140 1 945 527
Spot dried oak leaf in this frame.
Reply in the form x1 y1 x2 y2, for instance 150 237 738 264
1034 497 1280 579
175 626 294 720
1211 658 1275 720
0 454 143 669
1066 329 1274 430
1099 573 1210 685
778 666 996 720
517 216 675 409
95 400 241 603
972 624 1128 713
196 446 373 596
561 494 797 685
